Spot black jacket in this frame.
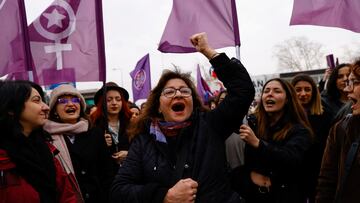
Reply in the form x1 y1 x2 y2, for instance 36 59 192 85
110 53 255 203
65 128 113 203
232 115 312 203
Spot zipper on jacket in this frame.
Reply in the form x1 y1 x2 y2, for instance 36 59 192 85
0 170 5 186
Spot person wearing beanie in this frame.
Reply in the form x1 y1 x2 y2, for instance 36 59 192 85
90 82 132 178
43 84 113 203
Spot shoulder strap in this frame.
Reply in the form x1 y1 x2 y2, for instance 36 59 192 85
335 115 360 203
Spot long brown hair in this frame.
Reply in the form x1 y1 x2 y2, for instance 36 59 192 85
291 74 323 115
256 78 313 141
127 68 207 139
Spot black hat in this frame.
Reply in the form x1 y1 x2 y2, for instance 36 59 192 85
94 82 129 105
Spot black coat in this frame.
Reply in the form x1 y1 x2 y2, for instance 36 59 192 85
110 53 255 203
64 128 113 203
92 125 130 177
301 110 332 202
232 115 312 203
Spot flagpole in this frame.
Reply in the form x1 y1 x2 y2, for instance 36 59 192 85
235 45 241 61
231 0 241 60
19 0 34 82
95 0 107 84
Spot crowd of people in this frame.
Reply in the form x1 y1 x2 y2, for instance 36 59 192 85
0 32 359 203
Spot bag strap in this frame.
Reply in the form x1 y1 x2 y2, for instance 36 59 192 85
335 115 360 202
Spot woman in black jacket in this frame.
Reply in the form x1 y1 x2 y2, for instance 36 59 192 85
90 82 132 177
291 74 332 202
321 63 351 123
43 84 113 203
232 78 313 203
110 32 255 203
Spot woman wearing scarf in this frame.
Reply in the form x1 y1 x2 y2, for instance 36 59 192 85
0 80 76 203
44 84 113 203
90 82 132 177
110 32 255 203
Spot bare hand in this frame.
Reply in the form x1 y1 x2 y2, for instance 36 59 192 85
104 133 112 147
112 150 128 164
239 124 260 148
190 32 217 59
164 178 198 203
323 68 333 81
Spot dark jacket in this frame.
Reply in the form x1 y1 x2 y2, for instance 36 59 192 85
110 53 255 203
92 124 130 177
321 94 345 124
231 114 312 203
64 128 113 203
301 109 332 202
316 115 360 203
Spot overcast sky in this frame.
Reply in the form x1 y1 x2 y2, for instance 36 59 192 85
25 0 360 100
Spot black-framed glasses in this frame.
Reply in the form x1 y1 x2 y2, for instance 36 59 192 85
346 79 360 90
161 87 192 98
57 97 81 104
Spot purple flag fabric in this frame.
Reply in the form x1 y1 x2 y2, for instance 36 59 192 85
130 54 151 102
326 54 335 69
27 0 106 85
158 0 240 53
290 0 360 33
0 0 30 77
197 65 212 104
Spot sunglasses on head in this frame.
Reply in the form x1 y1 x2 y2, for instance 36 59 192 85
57 97 81 104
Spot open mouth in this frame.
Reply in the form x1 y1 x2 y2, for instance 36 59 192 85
265 100 275 105
171 102 185 112
349 97 358 105
65 108 77 114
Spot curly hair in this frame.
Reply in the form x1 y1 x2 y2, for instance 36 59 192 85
127 68 207 139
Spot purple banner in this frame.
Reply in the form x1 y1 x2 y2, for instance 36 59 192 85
130 54 151 102
158 0 240 53
28 0 106 85
0 0 30 77
290 0 360 33
197 65 212 104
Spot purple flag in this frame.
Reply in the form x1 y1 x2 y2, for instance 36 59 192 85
290 0 360 33
0 0 31 77
158 0 240 53
197 65 212 104
27 0 106 85
326 54 335 69
130 54 151 102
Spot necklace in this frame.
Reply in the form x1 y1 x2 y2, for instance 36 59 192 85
109 121 120 132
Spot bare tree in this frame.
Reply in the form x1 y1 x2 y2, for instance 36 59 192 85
274 37 325 71
341 42 360 63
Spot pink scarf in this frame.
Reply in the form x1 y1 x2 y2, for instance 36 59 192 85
43 119 88 175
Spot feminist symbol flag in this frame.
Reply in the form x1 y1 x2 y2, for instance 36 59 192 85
290 0 360 33
28 0 106 85
158 0 240 53
0 0 30 77
130 54 151 102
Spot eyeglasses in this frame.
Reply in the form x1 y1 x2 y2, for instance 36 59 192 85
345 79 360 90
57 97 81 104
161 87 192 98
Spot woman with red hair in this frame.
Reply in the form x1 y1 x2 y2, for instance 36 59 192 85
90 82 132 176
